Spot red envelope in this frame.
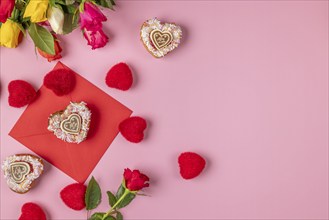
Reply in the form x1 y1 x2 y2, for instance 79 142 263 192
9 62 132 183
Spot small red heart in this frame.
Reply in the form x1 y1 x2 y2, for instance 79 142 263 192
18 202 47 220
60 183 86 210
119 116 147 143
44 68 76 96
8 80 37 108
106 62 133 91
178 152 206 180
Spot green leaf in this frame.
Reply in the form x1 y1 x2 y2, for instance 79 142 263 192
16 23 26 36
107 191 117 207
62 4 76 14
116 212 123 220
89 212 116 220
89 213 105 220
62 12 79 34
65 0 75 5
85 176 102 211
15 1 26 10
55 0 66 5
95 0 115 10
116 184 125 199
49 0 56 7
116 192 136 209
28 23 55 55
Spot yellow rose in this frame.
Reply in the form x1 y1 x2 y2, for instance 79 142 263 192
23 0 49 23
0 20 22 48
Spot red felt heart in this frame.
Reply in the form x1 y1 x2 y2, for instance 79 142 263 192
106 62 133 91
178 152 206 180
8 80 37 108
119 116 147 143
60 183 86 210
18 203 47 220
44 68 76 96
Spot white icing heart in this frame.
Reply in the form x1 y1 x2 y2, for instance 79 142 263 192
60 113 82 134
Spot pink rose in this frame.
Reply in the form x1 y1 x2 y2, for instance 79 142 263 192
83 28 108 50
80 2 107 32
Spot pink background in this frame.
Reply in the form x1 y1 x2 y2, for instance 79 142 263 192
1 1 328 219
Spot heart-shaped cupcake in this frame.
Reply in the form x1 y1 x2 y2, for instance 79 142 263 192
48 102 91 144
1 154 44 193
140 18 182 58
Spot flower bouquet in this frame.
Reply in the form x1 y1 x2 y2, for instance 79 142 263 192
0 0 115 61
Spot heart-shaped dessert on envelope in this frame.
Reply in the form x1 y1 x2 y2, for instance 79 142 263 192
140 18 182 58
48 102 91 144
2 154 44 193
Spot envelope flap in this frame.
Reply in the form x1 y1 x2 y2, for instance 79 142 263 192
9 87 71 138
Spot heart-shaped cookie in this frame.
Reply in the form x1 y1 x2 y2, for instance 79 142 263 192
48 102 91 144
140 18 182 58
1 154 44 193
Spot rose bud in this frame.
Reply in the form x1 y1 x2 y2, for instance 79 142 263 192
0 20 23 48
83 28 108 50
123 168 150 191
38 35 62 62
47 6 64 35
0 0 15 23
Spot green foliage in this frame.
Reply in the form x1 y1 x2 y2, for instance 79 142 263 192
28 23 55 55
85 176 102 211
116 211 123 220
89 212 116 220
95 0 115 10
107 191 117 207
116 192 136 209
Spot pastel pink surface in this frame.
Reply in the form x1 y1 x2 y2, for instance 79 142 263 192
1 1 328 219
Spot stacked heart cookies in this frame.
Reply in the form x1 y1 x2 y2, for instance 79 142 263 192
140 18 183 58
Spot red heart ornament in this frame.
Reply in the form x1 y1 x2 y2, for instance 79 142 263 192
18 203 47 220
178 152 206 180
44 68 76 96
60 183 86 210
8 80 37 108
119 116 147 143
106 63 133 91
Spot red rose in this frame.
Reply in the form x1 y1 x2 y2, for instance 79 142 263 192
37 35 62 62
0 0 15 23
123 168 149 191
